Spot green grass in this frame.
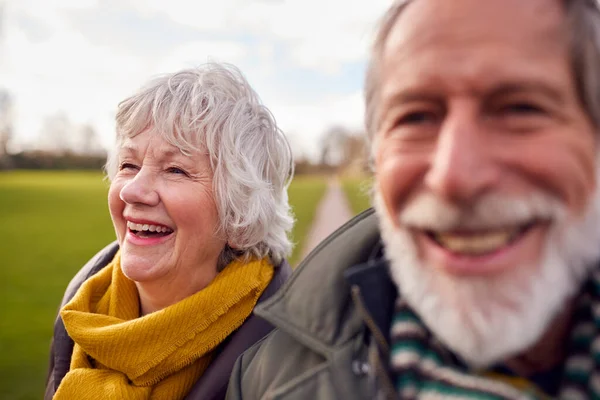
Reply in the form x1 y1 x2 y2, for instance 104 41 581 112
287 176 327 265
0 170 116 400
341 176 373 215
0 170 325 399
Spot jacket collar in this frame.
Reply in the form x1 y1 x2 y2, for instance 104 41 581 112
343 256 397 346
254 209 389 356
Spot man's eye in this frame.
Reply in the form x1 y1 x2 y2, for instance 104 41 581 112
396 112 437 126
503 103 544 115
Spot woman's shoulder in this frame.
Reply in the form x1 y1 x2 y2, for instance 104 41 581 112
59 241 119 307
259 258 292 303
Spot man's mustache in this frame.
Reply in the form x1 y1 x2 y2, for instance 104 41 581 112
398 191 565 232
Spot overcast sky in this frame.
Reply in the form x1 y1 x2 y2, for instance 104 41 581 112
0 0 392 159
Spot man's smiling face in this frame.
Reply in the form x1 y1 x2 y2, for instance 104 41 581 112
373 0 600 367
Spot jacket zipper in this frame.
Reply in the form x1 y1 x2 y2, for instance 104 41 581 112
350 285 398 400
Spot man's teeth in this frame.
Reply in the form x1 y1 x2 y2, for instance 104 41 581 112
127 221 171 233
434 229 518 255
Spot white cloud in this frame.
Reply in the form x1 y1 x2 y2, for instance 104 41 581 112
2 0 392 156
3 4 148 147
124 0 392 74
269 91 365 160
262 0 390 72
156 40 249 73
8 0 98 34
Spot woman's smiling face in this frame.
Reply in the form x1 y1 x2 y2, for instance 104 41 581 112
108 128 226 287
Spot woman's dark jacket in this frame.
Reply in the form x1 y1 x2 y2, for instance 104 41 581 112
44 241 292 400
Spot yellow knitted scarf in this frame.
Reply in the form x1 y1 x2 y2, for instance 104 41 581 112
53 251 273 400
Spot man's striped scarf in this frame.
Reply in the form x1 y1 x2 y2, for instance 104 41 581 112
390 271 600 399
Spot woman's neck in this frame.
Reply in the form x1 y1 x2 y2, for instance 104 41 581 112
135 264 219 315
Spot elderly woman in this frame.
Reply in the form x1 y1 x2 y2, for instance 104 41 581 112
44 63 294 400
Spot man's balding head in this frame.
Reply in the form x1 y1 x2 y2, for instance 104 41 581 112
365 0 600 147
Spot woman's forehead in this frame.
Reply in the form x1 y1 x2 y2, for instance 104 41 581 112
120 134 203 160
120 129 207 155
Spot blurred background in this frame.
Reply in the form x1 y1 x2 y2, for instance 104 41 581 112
0 0 389 398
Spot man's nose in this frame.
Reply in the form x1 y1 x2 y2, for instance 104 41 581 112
119 168 160 206
425 109 500 204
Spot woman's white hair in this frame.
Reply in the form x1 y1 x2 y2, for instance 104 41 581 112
106 63 294 269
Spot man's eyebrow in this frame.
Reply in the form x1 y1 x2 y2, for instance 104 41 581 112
380 81 565 110
380 89 443 111
488 82 565 104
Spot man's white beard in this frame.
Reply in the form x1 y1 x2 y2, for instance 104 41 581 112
374 181 600 369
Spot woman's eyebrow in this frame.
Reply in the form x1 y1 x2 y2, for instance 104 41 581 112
118 144 137 156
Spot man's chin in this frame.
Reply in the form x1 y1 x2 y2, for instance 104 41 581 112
373 191 600 369
381 223 548 368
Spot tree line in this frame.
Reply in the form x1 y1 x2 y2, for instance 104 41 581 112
0 88 370 176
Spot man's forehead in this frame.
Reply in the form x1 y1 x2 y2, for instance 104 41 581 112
383 0 567 64
378 0 572 102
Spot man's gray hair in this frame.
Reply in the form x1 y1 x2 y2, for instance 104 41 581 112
106 63 294 270
365 0 600 157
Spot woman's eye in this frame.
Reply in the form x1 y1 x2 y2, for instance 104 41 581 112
167 167 188 176
119 162 138 171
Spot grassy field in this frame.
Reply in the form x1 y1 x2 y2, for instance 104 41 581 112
341 176 373 215
0 171 116 399
0 170 326 399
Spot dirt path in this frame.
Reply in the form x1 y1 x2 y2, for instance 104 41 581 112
301 178 354 260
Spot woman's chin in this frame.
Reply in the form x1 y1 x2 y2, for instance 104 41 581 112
120 254 164 283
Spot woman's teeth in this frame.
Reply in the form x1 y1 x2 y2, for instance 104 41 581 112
126 221 172 234
433 229 520 255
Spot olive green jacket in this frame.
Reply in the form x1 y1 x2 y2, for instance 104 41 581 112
226 209 399 400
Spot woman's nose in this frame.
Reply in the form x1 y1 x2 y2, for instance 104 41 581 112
119 168 160 206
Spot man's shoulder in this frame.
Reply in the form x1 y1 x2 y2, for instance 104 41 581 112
258 207 380 311
227 327 336 400
298 207 380 271
226 210 383 400
252 209 381 344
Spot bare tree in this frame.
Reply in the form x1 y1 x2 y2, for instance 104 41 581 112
77 123 105 156
319 125 351 167
342 134 369 173
319 125 368 174
40 112 72 154
0 88 13 156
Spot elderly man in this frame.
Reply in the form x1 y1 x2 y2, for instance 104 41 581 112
226 0 600 398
